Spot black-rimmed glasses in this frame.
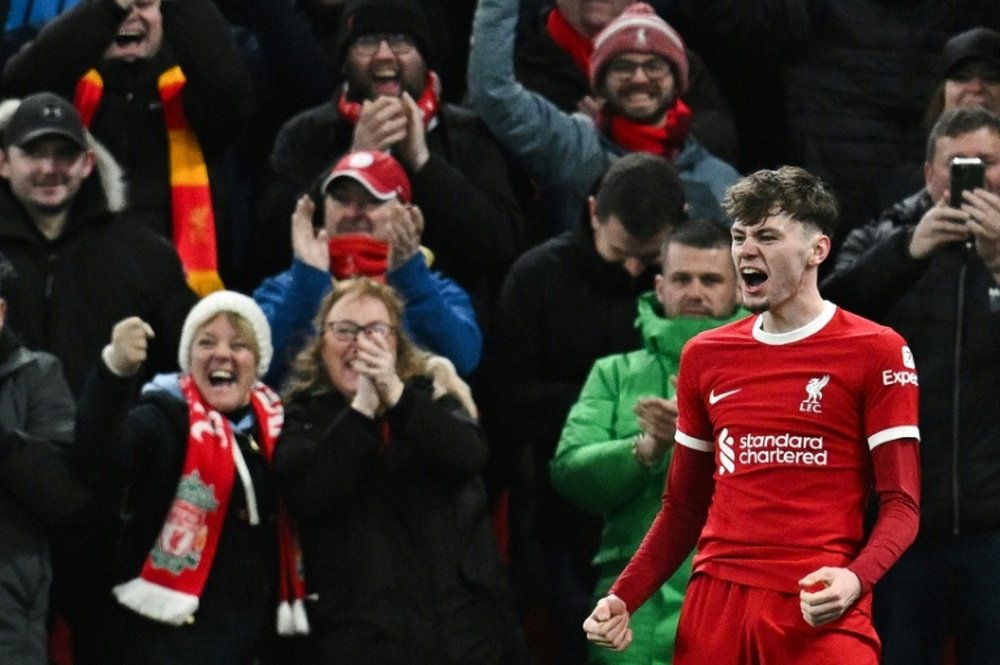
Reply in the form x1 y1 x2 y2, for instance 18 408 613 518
351 33 416 56
606 57 672 80
325 320 396 342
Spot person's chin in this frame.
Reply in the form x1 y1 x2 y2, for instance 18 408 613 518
614 101 670 125
29 199 69 217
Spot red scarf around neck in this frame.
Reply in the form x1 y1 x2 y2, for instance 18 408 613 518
111 376 309 635
602 98 693 159
74 67 225 297
337 70 441 127
546 7 593 77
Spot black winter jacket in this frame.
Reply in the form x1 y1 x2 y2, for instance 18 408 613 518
822 189 1000 541
479 223 656 560
275 379 526 665
75 365 280 659
0 176 196 396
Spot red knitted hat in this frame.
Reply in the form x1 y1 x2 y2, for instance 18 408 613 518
589 3 688 95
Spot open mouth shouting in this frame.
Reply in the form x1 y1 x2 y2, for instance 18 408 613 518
370 68 403 97
740 267 768 293
208 369 236 387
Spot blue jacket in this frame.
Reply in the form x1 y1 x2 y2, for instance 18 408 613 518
254 255 482 387
467 0 741 231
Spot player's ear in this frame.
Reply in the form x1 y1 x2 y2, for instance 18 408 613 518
808 233 830 267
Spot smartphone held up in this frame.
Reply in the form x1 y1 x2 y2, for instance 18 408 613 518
950 157 985 209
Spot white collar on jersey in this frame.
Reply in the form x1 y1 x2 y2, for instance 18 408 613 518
751 301 837 346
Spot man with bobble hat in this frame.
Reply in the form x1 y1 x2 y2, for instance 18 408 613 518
468 0 739 231
74 291 307 664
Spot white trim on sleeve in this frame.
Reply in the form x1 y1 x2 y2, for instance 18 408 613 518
676 430 713 452
868 425 920 450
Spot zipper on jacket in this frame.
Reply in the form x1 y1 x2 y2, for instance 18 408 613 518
951 261 967 536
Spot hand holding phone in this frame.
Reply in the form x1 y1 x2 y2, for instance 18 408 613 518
950 157 985 209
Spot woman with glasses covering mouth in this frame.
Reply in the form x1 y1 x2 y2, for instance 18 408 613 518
274 277 529 664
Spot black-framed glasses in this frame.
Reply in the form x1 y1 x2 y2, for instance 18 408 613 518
351 33 416 56
325 320 396 341
606 57 672 80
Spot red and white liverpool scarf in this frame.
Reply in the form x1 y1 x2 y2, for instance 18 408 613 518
112 375 309 635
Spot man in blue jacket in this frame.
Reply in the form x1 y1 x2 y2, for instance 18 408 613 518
254 150 481 388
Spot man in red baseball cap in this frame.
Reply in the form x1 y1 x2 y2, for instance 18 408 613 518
254 150 481 387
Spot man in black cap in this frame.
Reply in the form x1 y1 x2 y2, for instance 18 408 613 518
0 91 196 665
3 0 253 295
262 0 523 327
938 27 1000 120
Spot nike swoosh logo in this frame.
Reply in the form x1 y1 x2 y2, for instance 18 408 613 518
708 388 741 405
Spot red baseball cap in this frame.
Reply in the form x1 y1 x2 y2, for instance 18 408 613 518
321 150 412 203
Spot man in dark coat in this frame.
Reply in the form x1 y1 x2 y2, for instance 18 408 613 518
822 106 1000 665
262 0 523 325
0 252 87 665
0 92 196 665
479 152 686 664
2 0 253 293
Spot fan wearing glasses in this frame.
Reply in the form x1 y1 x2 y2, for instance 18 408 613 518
275 277 529 664
265 0 522 328
468 0 740 232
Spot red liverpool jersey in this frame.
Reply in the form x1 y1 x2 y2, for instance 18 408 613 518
674 302 920 593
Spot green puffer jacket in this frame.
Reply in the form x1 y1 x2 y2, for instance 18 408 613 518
551 292 746 662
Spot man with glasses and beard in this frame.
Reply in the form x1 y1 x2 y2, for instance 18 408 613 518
468 0 740 234
263 0 522 323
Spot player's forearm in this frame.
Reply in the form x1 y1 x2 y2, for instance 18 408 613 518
609 444 713 611
847 439 920 593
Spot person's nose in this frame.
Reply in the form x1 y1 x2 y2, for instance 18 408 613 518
34 155 57 174
372 38 395 59
688 280 708 303
630 65 651 83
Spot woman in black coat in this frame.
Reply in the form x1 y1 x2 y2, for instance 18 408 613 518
275 277 527 664
74 291 308 665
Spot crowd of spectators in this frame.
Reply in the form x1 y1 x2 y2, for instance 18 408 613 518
0 0 998 663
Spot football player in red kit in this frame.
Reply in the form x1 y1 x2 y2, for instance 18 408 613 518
583 166 921 665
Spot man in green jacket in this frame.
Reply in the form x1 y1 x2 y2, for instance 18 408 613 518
551 218 745 664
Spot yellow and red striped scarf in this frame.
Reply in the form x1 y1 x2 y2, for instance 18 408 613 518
74 66 224 297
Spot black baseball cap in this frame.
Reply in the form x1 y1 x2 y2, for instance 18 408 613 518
943 27 1000 78
4 92 87 150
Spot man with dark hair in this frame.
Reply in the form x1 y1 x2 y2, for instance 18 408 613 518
822 106 1000 665
262 0 522 322
480 152 685 663
586 166 921 664
551 218 745 665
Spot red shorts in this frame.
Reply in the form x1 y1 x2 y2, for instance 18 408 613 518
673 574 880 665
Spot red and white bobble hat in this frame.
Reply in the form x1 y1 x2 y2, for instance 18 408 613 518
321 150 412 203
589 3 689 95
